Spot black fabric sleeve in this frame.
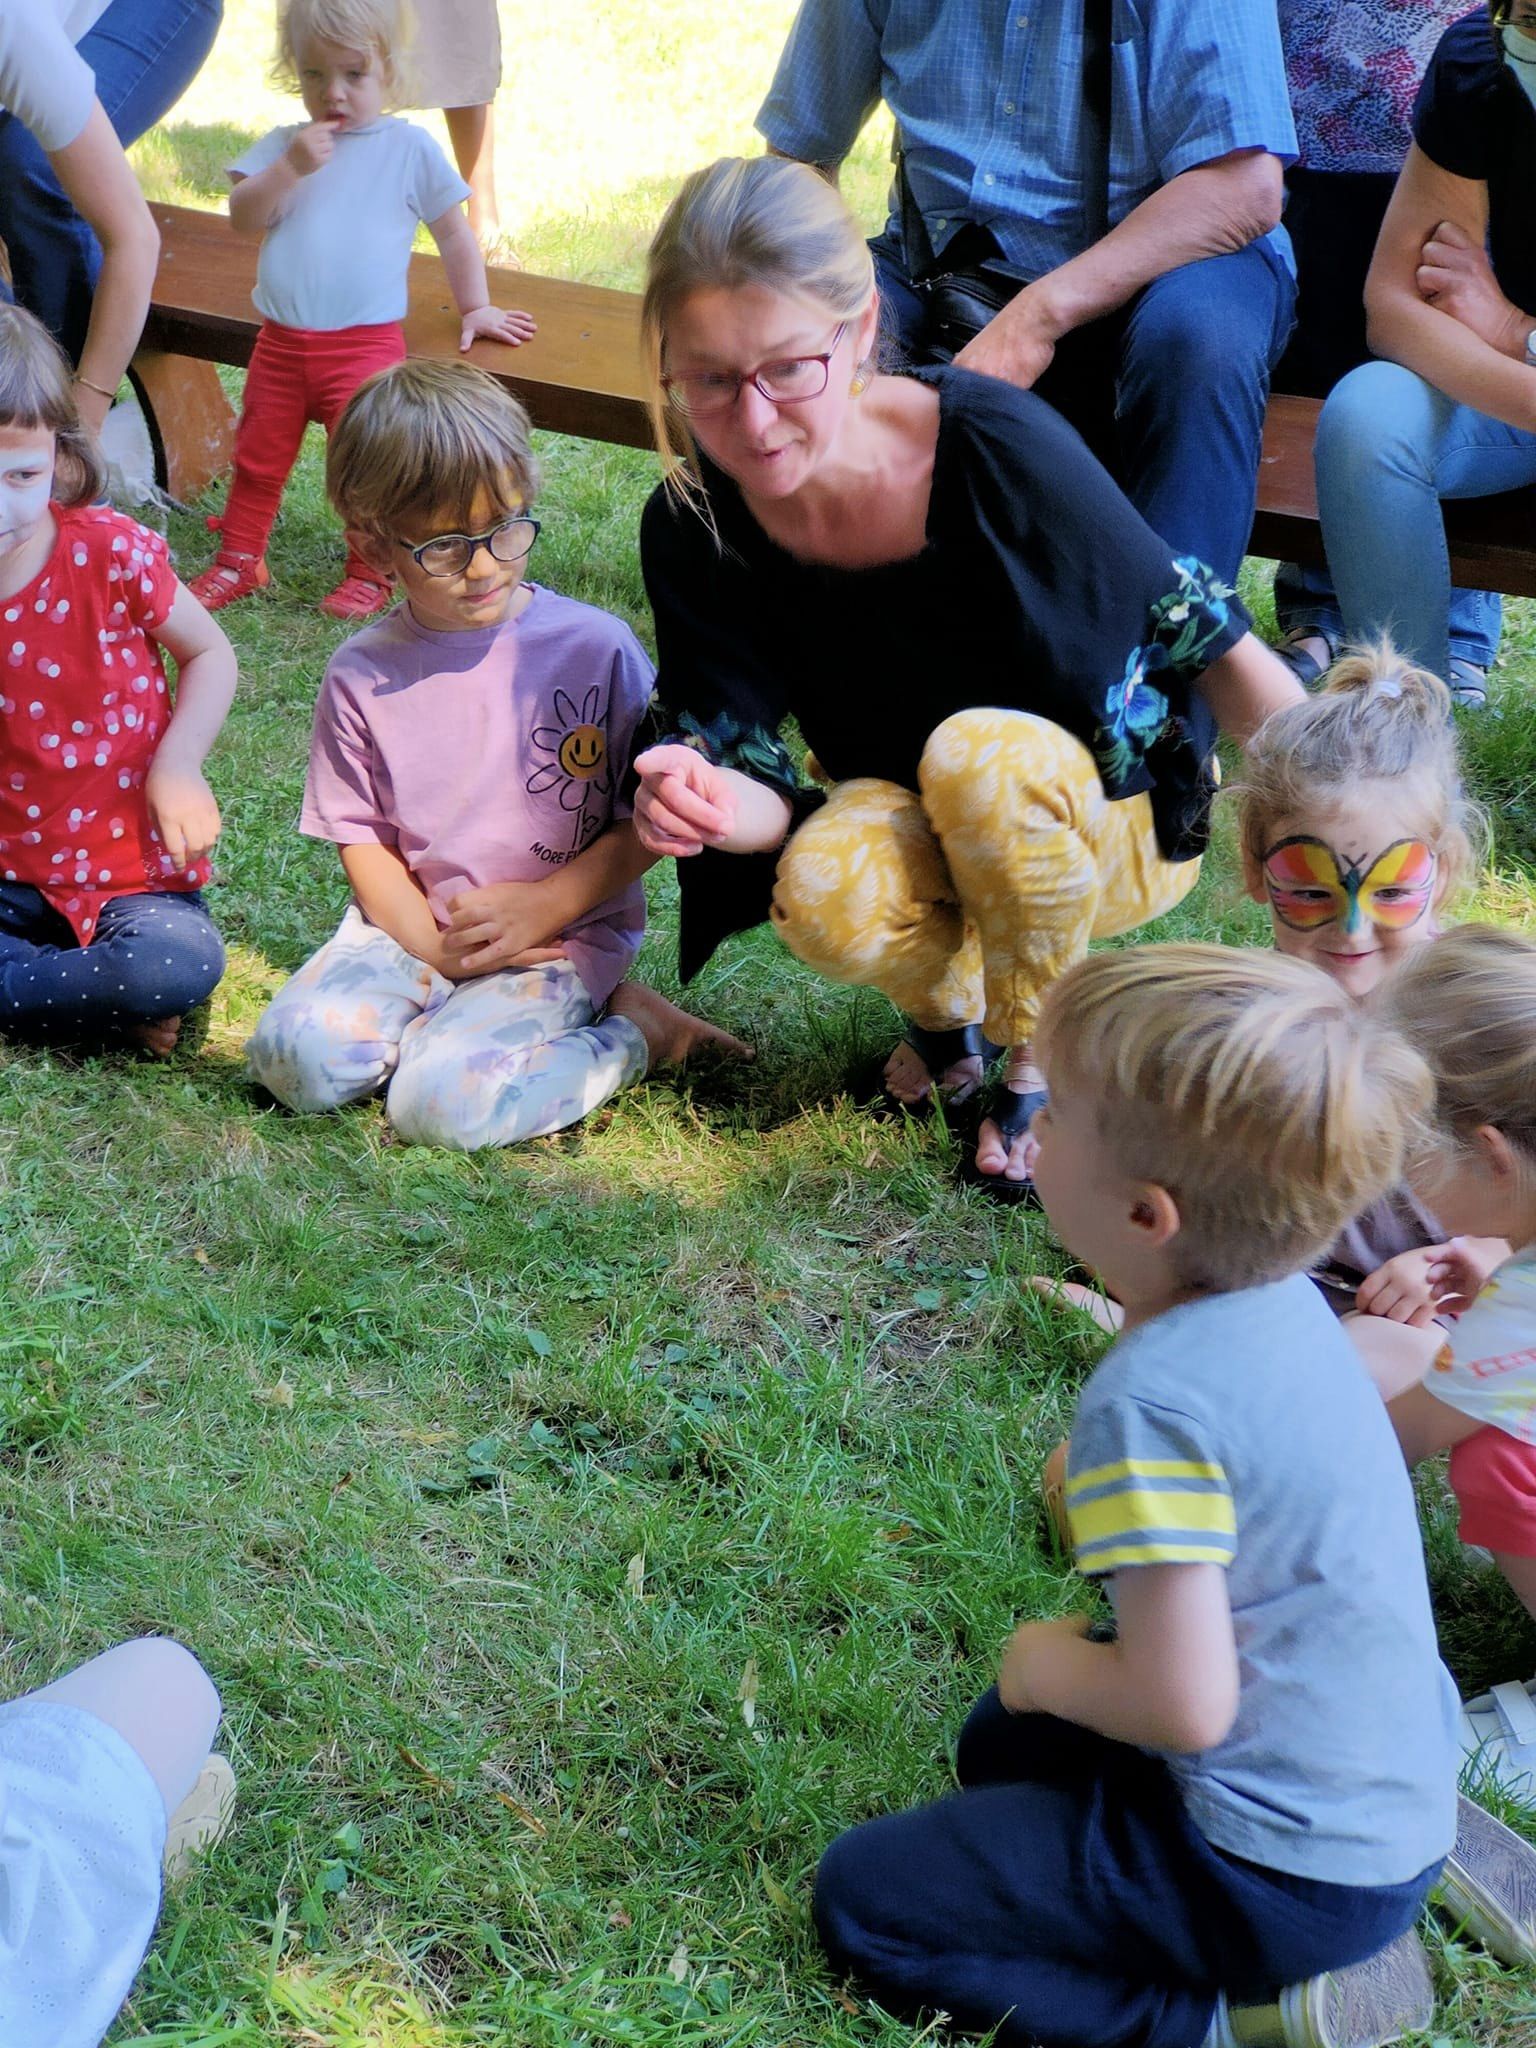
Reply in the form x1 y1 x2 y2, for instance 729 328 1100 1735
638 479 821 980
1412 15 1501 182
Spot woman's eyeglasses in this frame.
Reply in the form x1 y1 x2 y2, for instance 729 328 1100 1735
395 515 541 578
662 323 848 418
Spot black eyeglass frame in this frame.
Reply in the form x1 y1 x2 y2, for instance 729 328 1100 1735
1492 1 1536 32
660 322 849 417
393 514 542 578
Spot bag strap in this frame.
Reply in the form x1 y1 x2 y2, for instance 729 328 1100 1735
1080 0 1113 247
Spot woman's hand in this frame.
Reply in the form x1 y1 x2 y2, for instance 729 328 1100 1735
1416 219 1530 358
632 744 738 857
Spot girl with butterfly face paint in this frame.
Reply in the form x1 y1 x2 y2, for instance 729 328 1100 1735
1034 645 1507 1350
1235 646 1510 1363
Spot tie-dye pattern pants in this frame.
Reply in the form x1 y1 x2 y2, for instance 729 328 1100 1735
246 906 648 1151
769 710 1200 1048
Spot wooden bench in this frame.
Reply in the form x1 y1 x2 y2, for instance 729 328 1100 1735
135 202 1536 599
1253 392 1536 602
132 201 650 501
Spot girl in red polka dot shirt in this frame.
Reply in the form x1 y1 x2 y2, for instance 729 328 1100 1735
0 306 236 1055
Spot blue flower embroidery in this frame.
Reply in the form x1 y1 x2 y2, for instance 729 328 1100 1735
1094 557 1235 793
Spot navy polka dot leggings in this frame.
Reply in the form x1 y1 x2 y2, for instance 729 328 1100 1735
0 884 225 1042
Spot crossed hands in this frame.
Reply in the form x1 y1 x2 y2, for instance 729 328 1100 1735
1416 219 1531 359
631 744 738 858
438 880 565 977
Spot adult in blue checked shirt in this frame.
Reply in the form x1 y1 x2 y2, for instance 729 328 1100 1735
757 0 1299 588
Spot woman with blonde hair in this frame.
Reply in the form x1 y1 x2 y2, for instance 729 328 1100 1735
632 155 1301 1197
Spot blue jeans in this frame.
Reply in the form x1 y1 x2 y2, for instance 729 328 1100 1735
1272 563 1500 674
872 231 1296 585
1315 360 1536 678
0 0 223 361
814 1688 1438 2048
0 885 224 1040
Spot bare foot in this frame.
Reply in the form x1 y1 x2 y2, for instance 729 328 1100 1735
883 1038 984 1108
609 982 754 1069
974 1045 1044 1181
1027 1276 1125 1335
128 1014 183 1059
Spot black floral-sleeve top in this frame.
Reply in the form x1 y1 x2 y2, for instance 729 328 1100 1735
640 365 1247 980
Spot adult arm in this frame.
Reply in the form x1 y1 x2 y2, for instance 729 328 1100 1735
999 1565 1239 1753
957 151 1284 389
144 583 238 870
754 0 885 183
1197 634 1304 745
48 102 161 429
1364 144 1536 433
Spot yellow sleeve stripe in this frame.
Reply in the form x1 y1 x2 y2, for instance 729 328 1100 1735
1069 1487 1237 1548
1078 1540 1236 1575
1067 1456 1228 1496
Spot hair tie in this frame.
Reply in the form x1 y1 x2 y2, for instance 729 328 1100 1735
1371 677 1403 700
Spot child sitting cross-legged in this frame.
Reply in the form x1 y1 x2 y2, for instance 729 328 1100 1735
247 359 747 1148
816 945 1483 2048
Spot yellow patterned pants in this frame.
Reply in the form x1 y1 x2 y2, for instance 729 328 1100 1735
769 709 1200 1047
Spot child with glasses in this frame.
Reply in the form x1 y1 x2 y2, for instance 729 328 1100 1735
188 0 535 622
246 359 748 1148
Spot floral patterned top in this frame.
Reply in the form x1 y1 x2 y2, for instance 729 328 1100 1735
1279 0 1473 176
640 366 1247 979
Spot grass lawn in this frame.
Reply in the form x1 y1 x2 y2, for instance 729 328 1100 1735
2 4 1535 2042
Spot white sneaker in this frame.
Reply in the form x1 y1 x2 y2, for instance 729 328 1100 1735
1460 1678 1536 1803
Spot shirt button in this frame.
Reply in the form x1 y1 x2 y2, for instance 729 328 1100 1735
983 172 996 185
1003 99 1016 113
1015 14 1028 26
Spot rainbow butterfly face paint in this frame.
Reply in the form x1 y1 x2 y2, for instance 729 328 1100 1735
1261 836 1438 935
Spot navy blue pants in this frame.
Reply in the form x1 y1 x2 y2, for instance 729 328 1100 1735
814 1690 1436 2048
0 0 223 362
872 230 1295 589
0 884 224 1041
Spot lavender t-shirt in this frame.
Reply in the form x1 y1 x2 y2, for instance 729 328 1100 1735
300 587 652 1006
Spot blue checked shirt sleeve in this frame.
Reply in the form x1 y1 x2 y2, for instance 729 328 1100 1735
1144 0 1296 183
1066 1395 1237 1579
756 0 890 165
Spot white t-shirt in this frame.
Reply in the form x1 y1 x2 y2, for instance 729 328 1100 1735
1426 1247 1536 1443
0 0 111 152
230 116 470 330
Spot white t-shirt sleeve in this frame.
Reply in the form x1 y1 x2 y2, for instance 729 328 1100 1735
408 126 472 222
0 0 96 152
1425 1251 1536 1444
229 124 299 182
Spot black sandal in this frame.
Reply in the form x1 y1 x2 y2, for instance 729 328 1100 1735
960 1082 1048 1206
857 1020 994 1120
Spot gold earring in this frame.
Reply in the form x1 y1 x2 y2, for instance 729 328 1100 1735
849 359 873 396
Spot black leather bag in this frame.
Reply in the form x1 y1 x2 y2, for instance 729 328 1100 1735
914 252 1027 363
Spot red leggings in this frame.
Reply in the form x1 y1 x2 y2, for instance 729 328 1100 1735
218 319 407 579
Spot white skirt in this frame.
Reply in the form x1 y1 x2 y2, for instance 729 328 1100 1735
0 1701 166 2048
401 0 503 109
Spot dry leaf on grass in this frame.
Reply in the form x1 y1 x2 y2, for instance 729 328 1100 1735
625 1550 647 1599
667 1939 689 1983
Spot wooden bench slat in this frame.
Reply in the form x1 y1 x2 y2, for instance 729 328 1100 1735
138 203 1536 600
142 201 651 449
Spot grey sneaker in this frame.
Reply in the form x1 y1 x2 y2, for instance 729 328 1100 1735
1278 1932 1435 2047
1226 1931 1434 2047
1436 1792 1536 1967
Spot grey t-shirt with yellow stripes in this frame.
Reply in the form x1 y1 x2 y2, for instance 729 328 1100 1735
1065 1272 1459 1887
